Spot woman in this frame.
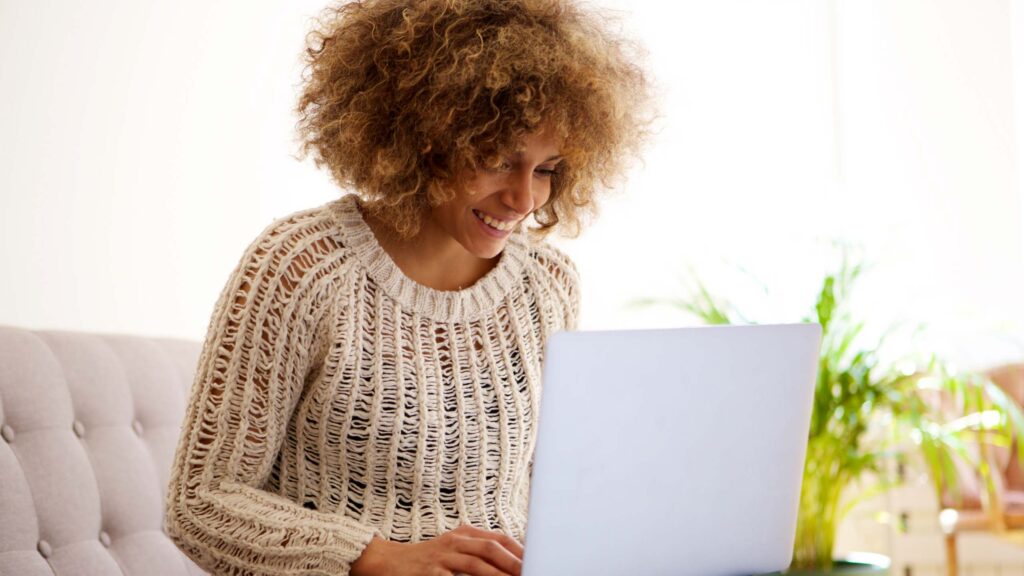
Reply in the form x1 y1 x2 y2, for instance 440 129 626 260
163 0 653 574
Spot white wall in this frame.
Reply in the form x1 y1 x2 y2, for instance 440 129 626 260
573 0 837 332
581 0 1024 372
1 0 1022 373
831 0 1023 370
0 0 341 339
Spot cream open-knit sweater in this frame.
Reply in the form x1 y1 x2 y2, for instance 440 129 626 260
163 193 580 575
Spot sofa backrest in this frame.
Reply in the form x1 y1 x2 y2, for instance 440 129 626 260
0 325 208 575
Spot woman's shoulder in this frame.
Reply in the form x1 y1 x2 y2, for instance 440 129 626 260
521 237 581 292
242 196 357 257
230 197 356 297
249 197 342 241
519 236 582 330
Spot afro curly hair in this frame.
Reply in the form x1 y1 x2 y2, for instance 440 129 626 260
294 0 656 241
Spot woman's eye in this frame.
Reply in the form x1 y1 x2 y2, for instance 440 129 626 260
486 161 558 177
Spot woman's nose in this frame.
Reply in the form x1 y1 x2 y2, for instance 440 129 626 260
502 169 536 216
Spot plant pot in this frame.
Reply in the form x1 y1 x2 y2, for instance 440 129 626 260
760 557 890 575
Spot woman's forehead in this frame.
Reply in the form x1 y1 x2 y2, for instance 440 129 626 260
513 126 563 154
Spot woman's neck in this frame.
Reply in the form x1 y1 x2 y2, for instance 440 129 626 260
360 205 499 292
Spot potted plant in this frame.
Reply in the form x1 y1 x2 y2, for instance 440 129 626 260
633 245 1024 574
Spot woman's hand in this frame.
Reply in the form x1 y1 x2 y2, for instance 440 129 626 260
350 524 524 576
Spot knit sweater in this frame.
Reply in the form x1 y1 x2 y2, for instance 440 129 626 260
163 193 581 576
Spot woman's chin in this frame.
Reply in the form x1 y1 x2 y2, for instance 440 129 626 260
474 244 505 260
462 236 506 260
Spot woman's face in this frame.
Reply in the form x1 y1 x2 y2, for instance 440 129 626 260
429 127 564 260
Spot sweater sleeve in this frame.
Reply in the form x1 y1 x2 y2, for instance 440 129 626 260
533 242 582 332
164 217 382 576
516 242 581 542
559 252 581 331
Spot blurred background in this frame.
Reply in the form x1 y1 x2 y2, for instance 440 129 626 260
2 0 1023 573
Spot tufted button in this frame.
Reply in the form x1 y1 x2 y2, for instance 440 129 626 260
72 421 85 438
37 539 51 558
1 425 14 443
132 420 144 436
99 531 111 548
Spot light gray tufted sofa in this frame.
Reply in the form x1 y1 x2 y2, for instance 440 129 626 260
0 324 208 575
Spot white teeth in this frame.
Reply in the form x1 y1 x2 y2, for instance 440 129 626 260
475 210 515 232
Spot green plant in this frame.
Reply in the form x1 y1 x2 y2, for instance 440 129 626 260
633 246 1024 571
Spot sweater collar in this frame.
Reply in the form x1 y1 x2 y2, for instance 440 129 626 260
328 193 529 321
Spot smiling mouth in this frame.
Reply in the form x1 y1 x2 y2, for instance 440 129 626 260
473 209 518 232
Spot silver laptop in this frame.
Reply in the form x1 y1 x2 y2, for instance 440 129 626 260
522 323 822 576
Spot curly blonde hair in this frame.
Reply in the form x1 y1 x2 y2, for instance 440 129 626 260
294 0 656 241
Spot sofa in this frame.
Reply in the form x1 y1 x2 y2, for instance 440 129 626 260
0 324 208 575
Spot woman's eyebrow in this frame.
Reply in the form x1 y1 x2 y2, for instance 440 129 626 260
517 154 563 162
510 151 563 162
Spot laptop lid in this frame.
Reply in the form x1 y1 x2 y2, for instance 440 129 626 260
522 323 821 576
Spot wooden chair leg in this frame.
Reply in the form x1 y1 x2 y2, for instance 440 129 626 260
944 532 958 576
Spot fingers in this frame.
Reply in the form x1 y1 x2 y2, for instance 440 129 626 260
451 536 522 576
446 553 517 576
497 533 524 560
454 524 525 560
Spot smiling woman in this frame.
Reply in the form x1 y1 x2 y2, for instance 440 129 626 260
161 1 656 575
293 0 655 243
360 126 566 292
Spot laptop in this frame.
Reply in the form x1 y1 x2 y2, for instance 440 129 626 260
521 323 822 576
